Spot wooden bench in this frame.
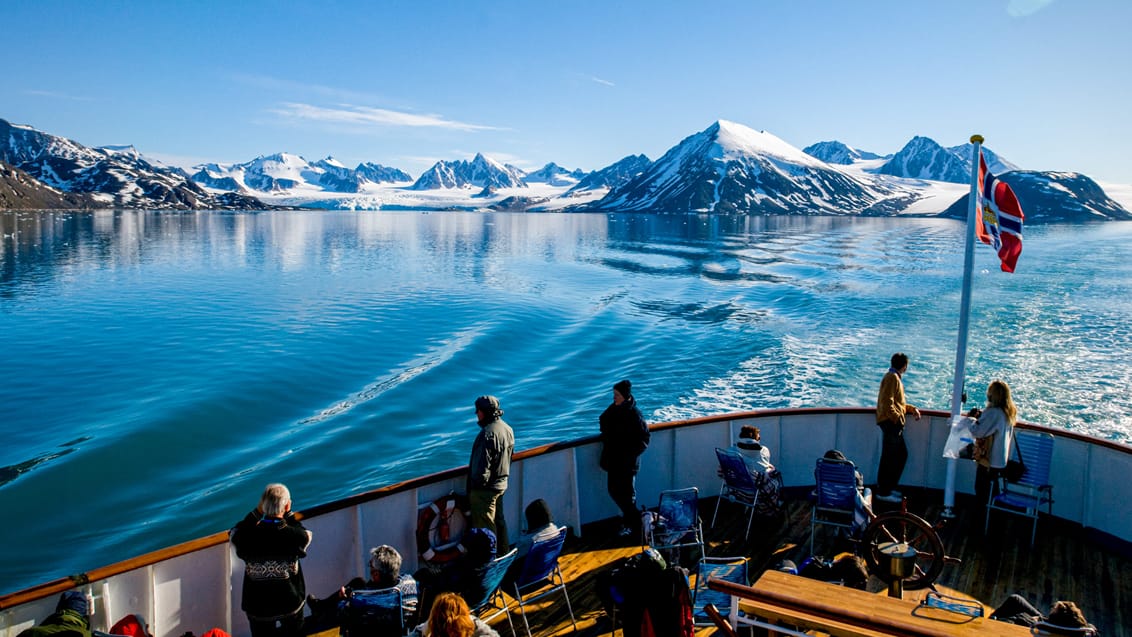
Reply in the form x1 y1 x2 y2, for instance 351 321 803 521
707 570 1030 637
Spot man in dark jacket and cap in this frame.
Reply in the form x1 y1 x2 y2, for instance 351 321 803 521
468 395 515 552
599 379 650 537
17 591 92 637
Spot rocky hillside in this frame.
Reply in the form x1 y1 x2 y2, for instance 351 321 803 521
0 161 90 209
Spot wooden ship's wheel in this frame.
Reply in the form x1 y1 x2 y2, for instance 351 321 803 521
860 511 950 590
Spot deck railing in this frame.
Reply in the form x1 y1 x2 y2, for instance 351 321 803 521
1 408 1128 637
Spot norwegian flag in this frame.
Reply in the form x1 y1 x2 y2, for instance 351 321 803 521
976 151 1024 272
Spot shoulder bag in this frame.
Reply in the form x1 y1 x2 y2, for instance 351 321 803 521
1004 432 1027 482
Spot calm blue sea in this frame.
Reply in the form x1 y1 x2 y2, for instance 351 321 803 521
1 210 1130 594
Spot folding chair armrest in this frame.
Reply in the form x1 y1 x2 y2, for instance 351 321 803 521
703 604 738 637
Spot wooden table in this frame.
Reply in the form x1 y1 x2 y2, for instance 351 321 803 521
710 570 1030 637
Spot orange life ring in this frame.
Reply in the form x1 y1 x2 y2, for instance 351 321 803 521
416 494 469 563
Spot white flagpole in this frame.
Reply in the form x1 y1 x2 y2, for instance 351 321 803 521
941 134 984 519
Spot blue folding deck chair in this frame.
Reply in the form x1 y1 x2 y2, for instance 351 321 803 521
691 556 749 628
463 548 518 636
510 527 575 637
810 456 860 554
711 447 761 541
345 586 405 637
986 430 1055 547
646 486 705 565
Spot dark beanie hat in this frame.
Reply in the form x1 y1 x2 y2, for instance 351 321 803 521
613 379 632 397
474 395 503 418
56 591 89 616
524 498 553 530
463 527 497 564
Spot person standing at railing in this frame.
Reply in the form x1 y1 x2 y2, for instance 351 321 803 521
599 379 651 538
966 379 1018 507
467 395 514 553
230 483 313 637
874 352 921 503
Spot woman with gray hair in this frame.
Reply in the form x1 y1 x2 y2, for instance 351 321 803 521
307 544 419 629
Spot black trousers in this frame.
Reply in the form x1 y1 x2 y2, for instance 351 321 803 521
975 464 1004 507
607 469 639 529
876 419 907 496
247 609 303 637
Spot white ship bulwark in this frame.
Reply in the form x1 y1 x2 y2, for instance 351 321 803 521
1 408 1129 636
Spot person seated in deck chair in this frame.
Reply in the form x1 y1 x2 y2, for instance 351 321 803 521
307 544 419 630
17 592 92 637
992 596 1096 634
735 425 773 474
414 527 497 622
818 450 873 537
502 498 563 588
732 426 785 515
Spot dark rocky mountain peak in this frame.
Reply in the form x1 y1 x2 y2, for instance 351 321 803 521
940 171 1131 223
411 153 526 190
802 140 883 164
876 136 970 183
0 118 266 210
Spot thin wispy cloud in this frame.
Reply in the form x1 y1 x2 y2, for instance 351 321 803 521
22 89 94 102
271 103 502 132
590 76 615 87
229 73 390 105
1007 0 1054 17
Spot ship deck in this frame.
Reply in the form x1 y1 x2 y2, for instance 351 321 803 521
496 487 1131 636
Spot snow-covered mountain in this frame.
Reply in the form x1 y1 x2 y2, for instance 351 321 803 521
0 118 264 210
355 162 413 185
802 141 883 164
564 154 651 197
411 153 526 190
805 138 1017 179
945 143 1018 175
940 171 1131 223
2 115 1127 222
588 121 903 215
523 162 586 186
190 154 412 194
876 136 971 183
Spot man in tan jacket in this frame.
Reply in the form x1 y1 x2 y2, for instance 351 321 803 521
875 353 921 502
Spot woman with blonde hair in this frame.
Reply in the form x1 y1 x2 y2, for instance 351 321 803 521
409 592 499 637
967 379 1019 506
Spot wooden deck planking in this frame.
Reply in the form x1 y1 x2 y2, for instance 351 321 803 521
483 488 1130 637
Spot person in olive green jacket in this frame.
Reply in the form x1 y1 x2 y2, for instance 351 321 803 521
17 592 91 637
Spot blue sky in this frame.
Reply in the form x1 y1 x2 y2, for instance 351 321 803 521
2 0 1129 183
